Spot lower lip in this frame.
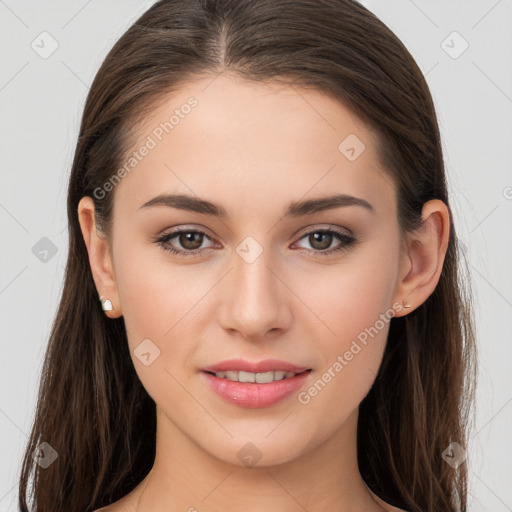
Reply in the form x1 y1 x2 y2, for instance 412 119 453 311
201 370 312 408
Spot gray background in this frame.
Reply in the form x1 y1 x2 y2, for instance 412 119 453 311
1 1 511 510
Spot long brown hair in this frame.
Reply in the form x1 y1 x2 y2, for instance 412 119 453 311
18 1 476 510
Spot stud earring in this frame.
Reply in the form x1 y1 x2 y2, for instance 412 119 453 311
403 297 412 309
100 296 114 312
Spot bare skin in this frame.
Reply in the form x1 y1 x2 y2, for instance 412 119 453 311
79 71 449 512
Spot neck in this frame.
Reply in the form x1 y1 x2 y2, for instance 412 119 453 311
134 407 385 512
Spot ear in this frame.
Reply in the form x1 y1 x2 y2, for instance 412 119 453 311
392 199 451 317
77 196 122 318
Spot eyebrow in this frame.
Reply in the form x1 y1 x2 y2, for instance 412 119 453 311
138 193 375 217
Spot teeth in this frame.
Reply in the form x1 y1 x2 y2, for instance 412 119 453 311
226 371 238 381
239 371 255 383
255 371 274 383
214 370 299 382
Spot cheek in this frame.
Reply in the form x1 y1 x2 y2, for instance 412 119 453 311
112 239 205 390
114 233 205 340
294 250 397 350
292 247 398 412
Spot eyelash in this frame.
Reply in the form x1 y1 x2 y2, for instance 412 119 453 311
153 226 357 258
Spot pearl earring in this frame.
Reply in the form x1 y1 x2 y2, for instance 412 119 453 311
100 296 114 312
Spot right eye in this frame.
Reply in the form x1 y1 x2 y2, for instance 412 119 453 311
154 228 217 256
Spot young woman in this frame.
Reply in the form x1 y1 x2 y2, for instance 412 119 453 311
18 1 476 511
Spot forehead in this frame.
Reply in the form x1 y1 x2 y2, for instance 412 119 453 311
113 72 397 220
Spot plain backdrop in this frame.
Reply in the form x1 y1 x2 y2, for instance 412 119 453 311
1 1 511 510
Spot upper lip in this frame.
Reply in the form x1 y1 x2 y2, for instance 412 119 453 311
201 358 311 374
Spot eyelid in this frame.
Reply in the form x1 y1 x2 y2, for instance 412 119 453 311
156 223 353 240
291 223 353 240
154 225 216 241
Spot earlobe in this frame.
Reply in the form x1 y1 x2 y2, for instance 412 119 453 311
77 196 122 318
393 199 450 317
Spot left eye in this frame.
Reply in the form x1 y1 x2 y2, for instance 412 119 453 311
154 227 356 257
294 229 356 254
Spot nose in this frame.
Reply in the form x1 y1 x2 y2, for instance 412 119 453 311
218 247 293 342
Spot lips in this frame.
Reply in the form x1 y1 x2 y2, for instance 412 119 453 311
201 358 310 374
200 358 312 408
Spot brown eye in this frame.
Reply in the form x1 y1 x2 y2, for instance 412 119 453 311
178 231 204 250
154 228 215 256
308 232 333 251
294 228 356 257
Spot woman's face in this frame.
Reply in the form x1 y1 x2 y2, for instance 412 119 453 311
104 73 407 466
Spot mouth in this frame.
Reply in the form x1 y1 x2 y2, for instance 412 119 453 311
200 359 313 408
